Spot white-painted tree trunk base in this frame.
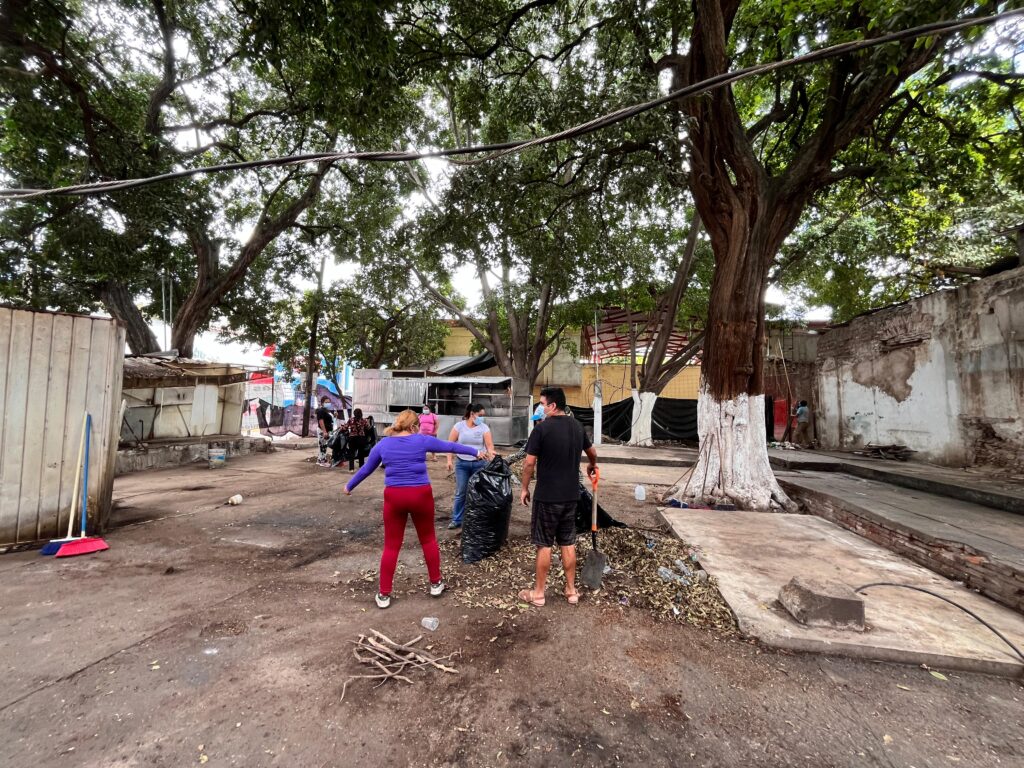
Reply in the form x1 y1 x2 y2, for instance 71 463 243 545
627 390 657 447
667 385 795 512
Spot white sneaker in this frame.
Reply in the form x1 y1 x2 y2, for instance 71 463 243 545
429 581 445 598
375 593 391 609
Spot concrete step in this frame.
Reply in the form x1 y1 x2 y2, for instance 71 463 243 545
779 471 1024 616
769 450 1024 516
836 461 1024 517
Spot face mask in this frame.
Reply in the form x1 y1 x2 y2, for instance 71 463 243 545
475 415 486 424
422 408 429 414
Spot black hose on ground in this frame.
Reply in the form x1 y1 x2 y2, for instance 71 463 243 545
854 582 1024 664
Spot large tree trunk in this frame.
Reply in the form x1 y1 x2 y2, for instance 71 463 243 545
302 256 326 437
668 384 792 510
99 279 160 354
665 0 803 510
628 390 658 447
668 212 798 511
658 0 956 510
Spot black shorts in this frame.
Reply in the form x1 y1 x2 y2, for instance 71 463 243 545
531 499 578 547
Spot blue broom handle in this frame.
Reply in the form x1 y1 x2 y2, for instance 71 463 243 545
81 413 91 536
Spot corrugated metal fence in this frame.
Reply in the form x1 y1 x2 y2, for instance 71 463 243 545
0 308 125 548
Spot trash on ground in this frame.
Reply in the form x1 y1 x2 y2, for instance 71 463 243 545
421 617 439 631
440 528 735 631
853 443 917 461
227 494 243 505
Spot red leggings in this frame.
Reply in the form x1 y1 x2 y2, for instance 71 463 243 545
380 484 441 596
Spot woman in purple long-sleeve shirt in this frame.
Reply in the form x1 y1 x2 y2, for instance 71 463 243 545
345 409 485 609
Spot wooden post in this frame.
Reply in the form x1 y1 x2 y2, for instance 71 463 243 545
301 255 326 438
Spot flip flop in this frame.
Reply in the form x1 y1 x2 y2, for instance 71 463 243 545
565 588 579 605
518 589 545 607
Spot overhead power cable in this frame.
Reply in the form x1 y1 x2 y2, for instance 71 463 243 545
0 8 1020 201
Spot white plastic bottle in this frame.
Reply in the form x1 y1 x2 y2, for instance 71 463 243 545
634 485 646 502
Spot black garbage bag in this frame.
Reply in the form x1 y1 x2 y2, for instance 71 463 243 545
575 483 628 533
462 457 513 564
329 430 348 464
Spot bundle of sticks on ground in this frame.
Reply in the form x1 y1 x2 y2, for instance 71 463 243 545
341 630 460 701
853 443 917 461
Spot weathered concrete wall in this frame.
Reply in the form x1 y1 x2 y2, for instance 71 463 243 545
115 435 272 475
816 267 1024 468
122 382 246 441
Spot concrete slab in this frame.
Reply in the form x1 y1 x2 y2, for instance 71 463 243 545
835 457 1024 516
584 441 1024 515
767 449 844 472
658 508 1024 677
780 471 1024 614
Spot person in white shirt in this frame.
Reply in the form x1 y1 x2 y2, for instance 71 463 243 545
445 403 495 529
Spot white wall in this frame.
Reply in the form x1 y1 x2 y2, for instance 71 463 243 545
815 267 1024 468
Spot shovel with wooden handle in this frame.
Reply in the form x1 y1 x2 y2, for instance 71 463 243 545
581 467 606 590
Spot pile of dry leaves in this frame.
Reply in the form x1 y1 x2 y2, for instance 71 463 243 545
440 527 736 632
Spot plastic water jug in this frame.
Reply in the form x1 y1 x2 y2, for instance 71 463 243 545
634 484 646 502
208 448 227 469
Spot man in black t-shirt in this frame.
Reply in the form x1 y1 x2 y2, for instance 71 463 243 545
315 397 334 467
518 387 598 607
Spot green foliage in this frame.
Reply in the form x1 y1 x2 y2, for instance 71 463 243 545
2 0 1021 362
0 0 411 350
779 184 1024 322
273 278 449 390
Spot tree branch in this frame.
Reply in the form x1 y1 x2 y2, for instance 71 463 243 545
144 0 177 138
410 267 495 354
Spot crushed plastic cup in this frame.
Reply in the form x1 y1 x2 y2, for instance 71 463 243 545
421 617 439 632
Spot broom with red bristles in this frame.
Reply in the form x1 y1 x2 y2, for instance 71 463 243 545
55 413 109 558
40 413 88 556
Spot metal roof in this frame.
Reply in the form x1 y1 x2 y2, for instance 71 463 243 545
581 307 703 362
122 357 252 389
422 375 517 385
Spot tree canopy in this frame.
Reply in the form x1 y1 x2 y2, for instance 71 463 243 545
2 0 1020 393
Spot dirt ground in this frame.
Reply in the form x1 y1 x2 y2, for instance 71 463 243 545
1 448 1022 768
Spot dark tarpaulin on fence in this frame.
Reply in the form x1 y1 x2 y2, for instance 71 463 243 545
652 397 698 441
571 398 634 441
572 397 698 442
